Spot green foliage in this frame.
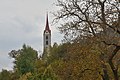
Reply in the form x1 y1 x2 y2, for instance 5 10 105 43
0 69 12 80
53 0 120 79
47 43 69 63
49 42 102 80
2 39 120 80
9 44 38 76
28 59 58 80
0 0 119 79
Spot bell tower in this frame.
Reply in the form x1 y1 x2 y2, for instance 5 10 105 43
43 13 51 53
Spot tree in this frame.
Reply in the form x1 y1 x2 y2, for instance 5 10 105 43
0 69 12 80
9 44 38 76
47 43 68 63
54 0 120 80
54 0 120 40
49 40 103 80
40 41 102 79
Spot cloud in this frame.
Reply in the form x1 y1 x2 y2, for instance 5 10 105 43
0 51 14 71
0 0 63 71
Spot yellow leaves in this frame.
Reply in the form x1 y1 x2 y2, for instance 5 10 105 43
56 40 103 79
19 72 32 80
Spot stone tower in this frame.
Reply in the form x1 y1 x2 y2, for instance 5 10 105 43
43 13 51 54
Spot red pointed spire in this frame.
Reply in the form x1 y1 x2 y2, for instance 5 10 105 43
44 13 51 33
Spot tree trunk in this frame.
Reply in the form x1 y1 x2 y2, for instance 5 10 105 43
109 60 118 80
101 64 109 80
108 46 120 80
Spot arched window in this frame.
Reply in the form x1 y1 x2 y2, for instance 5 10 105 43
46 36 48 39
46 41 48 45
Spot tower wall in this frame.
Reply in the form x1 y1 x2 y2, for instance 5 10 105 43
43 31 51 50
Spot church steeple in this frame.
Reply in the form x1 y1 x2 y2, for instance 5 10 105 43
43 13 51 55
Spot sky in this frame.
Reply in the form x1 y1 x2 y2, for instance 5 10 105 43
0 0 63 71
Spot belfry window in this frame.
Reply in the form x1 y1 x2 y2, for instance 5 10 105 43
46 41 48 45
46 36 48 39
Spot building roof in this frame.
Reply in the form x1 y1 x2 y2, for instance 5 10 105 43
44 13 51 33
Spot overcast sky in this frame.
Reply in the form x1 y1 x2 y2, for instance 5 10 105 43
0 0 63 71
